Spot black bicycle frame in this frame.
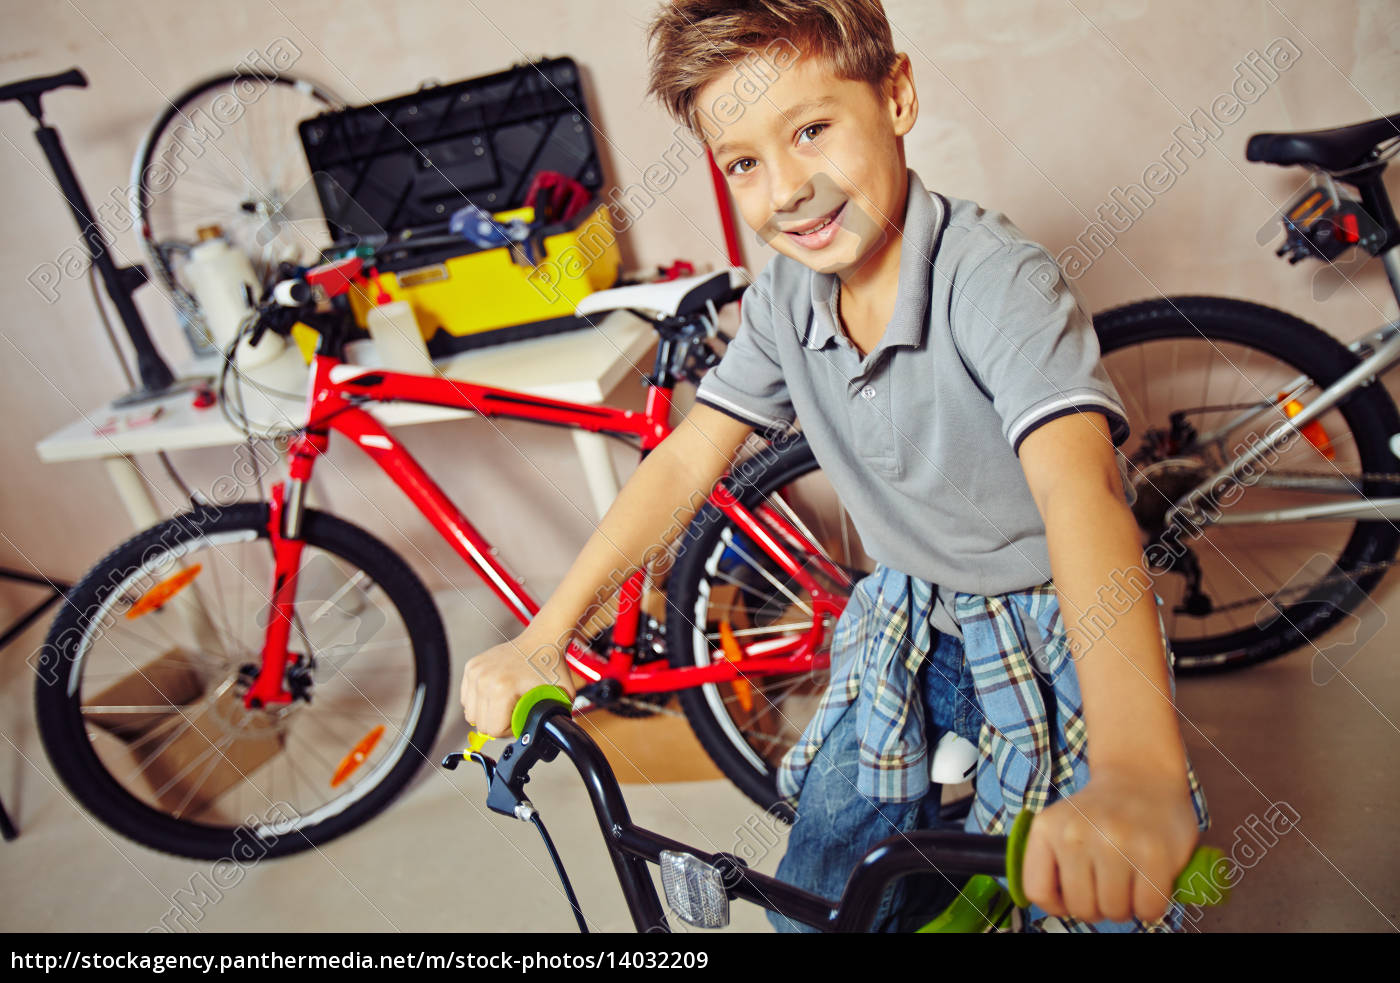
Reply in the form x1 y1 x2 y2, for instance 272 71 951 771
455 702 1010 933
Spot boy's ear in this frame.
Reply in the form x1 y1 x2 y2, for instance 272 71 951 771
886 53 918 138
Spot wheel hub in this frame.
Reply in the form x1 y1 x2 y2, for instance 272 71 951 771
236 654 312 712
213 671 290 738
1130 457 1211 535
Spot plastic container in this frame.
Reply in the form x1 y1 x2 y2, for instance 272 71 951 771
365 300 434 374
183 226 283 368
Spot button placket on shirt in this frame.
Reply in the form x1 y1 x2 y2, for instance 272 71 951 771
850 356 901 478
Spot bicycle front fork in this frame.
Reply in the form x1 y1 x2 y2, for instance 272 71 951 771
244 433 323 708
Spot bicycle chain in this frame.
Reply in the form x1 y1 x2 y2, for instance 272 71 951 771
1249 469 1400 484
1161 467 1400 615
1178 557 1400 617
607 693 692 722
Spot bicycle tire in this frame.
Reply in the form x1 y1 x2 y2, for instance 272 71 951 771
1094 295 1400 673
130 72 344 353
665 435 865 820
36 503 449 860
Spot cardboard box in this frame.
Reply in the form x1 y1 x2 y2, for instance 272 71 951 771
87 650 283 819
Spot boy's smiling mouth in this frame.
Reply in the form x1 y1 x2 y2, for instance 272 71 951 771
781 201 847 250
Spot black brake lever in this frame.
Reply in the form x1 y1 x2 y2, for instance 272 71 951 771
484 703 567 817
441 747 490 773
440 747 500 791
247 312 273 350
441 748 522 820
441 699 569 819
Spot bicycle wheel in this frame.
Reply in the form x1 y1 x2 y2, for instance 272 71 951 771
131 72 344 353
1095 295 1400 672
666 435 872 819
36 503 449 860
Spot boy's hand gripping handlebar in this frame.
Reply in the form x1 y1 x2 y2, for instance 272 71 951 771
444 688 1231 926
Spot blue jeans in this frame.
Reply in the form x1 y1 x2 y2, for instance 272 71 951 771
767 627 980 933
766 623 1172 933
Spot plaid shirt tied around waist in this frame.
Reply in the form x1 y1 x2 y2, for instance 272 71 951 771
776 565 1210 840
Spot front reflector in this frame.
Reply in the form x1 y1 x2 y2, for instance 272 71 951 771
331 725 385 787
659 851 729 929
126 564 202 619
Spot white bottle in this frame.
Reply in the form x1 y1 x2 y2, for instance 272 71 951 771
184 226 283 368
365 300 434 374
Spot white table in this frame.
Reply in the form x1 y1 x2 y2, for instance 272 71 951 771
36 311 657 528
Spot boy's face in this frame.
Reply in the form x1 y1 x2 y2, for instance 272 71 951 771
700 53 916 278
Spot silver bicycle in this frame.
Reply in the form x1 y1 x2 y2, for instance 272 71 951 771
1093 109 1400 672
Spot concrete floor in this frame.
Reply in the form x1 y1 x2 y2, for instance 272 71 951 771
0 574 1396 934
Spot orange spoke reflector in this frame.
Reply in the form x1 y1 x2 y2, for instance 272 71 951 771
718 620 754 713
331 725 385 787
126 564 203 620
1279 394 1335 459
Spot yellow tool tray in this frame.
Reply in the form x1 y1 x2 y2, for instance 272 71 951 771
351 202 620 342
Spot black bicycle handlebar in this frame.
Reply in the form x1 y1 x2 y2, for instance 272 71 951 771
445 688 1230 933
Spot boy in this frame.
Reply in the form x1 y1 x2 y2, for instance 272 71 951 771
462 0 1209 932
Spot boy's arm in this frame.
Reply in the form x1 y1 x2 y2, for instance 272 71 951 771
1015 411 1200 924
460 403 755 736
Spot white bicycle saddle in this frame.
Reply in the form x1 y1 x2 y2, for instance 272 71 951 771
930 730 979 785
575 267 749 320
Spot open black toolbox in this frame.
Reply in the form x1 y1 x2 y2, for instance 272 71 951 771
298 57 621 353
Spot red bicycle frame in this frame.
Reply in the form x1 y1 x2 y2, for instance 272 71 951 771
245 350 846 706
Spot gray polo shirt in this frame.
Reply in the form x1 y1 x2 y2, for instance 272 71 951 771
695 169 1130 636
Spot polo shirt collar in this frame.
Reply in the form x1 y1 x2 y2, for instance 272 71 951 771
804 170 944 353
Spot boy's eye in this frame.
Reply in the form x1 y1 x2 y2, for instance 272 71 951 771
726 158 757 176
797 123 827 144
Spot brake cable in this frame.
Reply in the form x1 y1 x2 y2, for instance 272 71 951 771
526 808 590 933
462 730 590 932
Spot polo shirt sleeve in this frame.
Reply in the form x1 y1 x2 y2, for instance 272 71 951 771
693 264 797 436
950 241 1129 455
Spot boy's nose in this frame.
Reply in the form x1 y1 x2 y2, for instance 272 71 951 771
769 165 815 217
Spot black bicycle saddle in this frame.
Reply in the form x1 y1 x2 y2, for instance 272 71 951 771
1247 111 1400 172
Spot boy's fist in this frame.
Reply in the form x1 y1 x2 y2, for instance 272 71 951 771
459 635 576 738
1020 767 1200 926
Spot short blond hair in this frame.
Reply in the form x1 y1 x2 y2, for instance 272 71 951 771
646 1 898 136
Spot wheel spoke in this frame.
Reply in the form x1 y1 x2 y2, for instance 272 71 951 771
711 551 813 617
675 442 869 796
140 75 336 308
704 621 811 642
1098 299 1397 669
47 503 439 858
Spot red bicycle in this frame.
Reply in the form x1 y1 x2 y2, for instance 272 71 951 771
35 261 868 860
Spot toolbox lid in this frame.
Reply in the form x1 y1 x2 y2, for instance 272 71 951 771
299 57 604 243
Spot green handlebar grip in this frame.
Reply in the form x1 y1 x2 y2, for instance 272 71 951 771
1004 811 1231 911
1005 809 1035 908
1172 845 1230 907
510 684 573 739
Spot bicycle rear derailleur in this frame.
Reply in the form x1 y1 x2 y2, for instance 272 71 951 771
1128 449 1215 618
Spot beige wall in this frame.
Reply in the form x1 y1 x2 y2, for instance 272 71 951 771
2 0 1397 627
